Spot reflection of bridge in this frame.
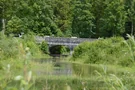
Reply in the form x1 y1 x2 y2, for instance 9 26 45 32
36 36 96 54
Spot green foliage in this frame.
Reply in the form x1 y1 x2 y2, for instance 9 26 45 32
95 65 127 90
123 34 135 62
49 45 69 54
1 0 135 37
0 34 20 60
90 0 107 37
72 37 133 66
0 31 43 60
52 0 72 33
6 16 27 35
100 0 127 37
40 41 49 54
22 33 42 58
125 0 135 35
60 46 68 54
72 1 95 38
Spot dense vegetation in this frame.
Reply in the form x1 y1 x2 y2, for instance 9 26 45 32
1 0 135 38
0 32 43 60
72 36 135 66
1 0 135 89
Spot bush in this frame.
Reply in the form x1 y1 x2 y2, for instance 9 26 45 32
40 41 49 54
0 32 43 60
21 33 43 58
72 37 132 66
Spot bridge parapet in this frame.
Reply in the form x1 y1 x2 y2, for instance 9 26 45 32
44 37 96 43
35 36 96 46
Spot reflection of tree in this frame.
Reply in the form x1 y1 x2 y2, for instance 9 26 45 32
72 63 91 77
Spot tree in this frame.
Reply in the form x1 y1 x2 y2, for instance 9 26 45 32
2 0 63 36
72 1 95 38
99 0 127 37
124 0 135 35
52 0 73 36
6 16 27 35
90 0 107 37
26 0 63 36
0 0 13 34
0 0 32 35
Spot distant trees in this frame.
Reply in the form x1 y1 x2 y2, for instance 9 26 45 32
52 0 72 36
125 0 135 35
1 0 135 38
0 0 13 34
99 0 127 37
72 1 95 38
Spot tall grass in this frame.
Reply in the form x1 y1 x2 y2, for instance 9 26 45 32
0 32 43 90
123 34 135 62
95 65 127 90
0 32 44 60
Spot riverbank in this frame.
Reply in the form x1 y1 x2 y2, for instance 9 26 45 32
2 58 134 90
29 58 135 90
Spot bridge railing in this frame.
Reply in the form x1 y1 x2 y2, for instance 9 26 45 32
45 37 96 43
35 36 97 44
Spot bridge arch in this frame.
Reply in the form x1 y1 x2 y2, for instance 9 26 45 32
49 45 71 56
36 36 96 55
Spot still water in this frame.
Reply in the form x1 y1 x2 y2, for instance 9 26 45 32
32 58 103 77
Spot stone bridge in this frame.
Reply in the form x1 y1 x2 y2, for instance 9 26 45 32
36 36 96 54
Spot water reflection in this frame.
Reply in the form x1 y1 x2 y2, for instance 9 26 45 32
33 58 73 76
33 58 102 77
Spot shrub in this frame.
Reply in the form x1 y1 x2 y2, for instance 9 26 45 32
21 33 43 58
72 37 132 66
40 41 49 54
0 32 43 60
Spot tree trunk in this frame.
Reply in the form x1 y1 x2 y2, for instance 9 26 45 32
131 20 134 35
2 18 5 35
2 6 5 35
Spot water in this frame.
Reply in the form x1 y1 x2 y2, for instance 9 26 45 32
33 58 73 76
32 58 131 89
32 58 103 77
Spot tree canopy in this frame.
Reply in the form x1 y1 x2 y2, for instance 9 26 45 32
0 0 135 38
